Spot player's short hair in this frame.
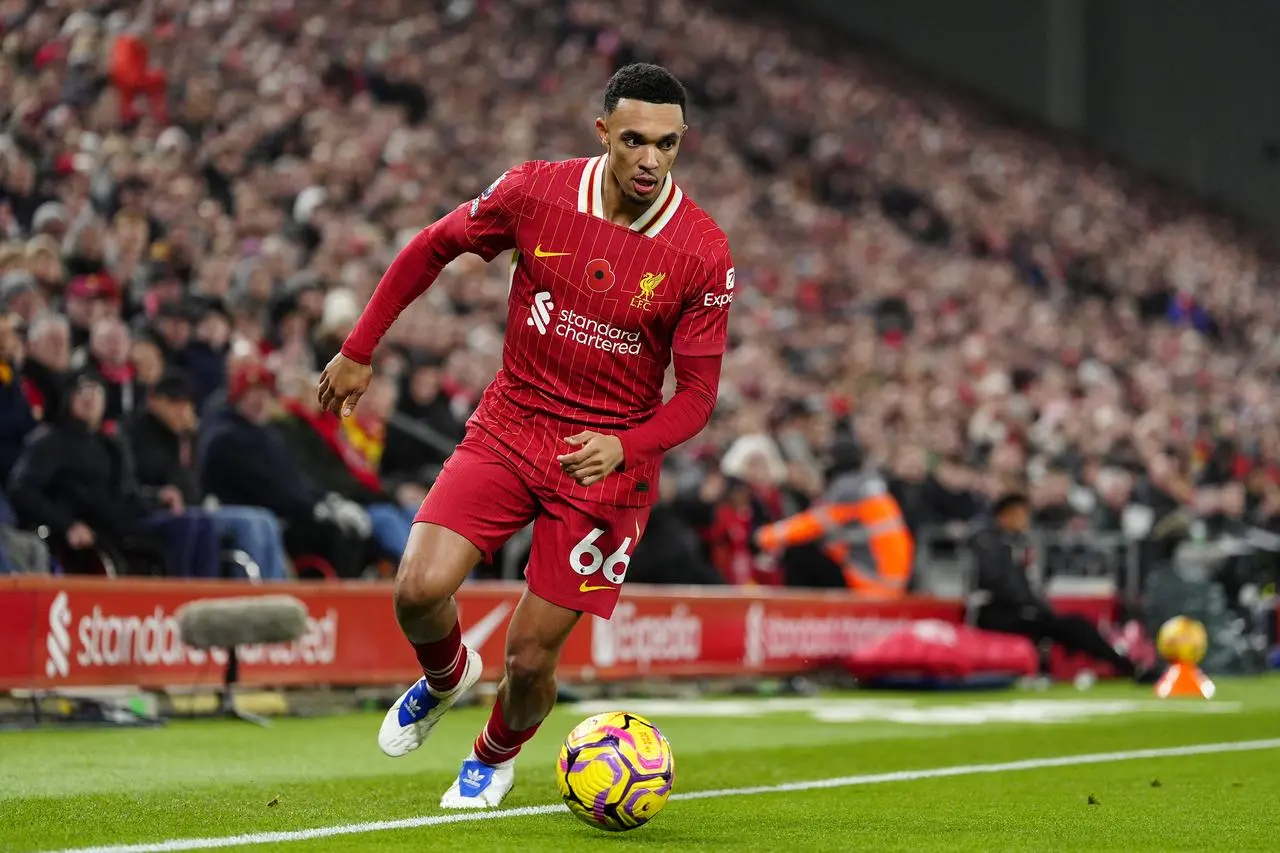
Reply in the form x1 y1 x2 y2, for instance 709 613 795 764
603 63 687 118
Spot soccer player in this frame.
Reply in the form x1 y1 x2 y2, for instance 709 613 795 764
318 63 735 808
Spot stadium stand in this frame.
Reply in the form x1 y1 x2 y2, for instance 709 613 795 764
0 0 1277 595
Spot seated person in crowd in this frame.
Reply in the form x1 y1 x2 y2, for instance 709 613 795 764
273 370 417 560
970 493 1153 681
0 489 50 574
8 371 220 576
122 371 289 581
626 462 723 585
20 312 71 422
380 355 466 481
706 434 797 585
75 316 140 429
197 359 371 578
0 312 37 485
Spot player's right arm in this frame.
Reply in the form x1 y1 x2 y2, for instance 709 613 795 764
611 238 735 471
318 163 534 416
560 240 735 486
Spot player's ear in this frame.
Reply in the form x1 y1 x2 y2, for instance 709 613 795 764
595 116 608 148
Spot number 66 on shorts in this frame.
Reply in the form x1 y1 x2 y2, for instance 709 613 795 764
571 527 633 584
414 438 651 619
526 503 650 619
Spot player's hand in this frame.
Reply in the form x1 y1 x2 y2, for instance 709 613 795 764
558 431 624 487
317 353 373 418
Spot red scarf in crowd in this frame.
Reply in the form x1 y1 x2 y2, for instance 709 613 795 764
281 398 384 495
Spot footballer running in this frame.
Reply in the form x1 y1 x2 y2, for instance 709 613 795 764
317 63 735 809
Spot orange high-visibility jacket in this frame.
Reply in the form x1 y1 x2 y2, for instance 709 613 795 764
754 471 914 597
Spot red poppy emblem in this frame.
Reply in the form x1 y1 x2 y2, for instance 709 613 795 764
585 258 615 292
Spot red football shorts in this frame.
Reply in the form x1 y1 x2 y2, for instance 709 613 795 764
415 436 650 619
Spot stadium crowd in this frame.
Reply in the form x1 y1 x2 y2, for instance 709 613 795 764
1 0 1278 588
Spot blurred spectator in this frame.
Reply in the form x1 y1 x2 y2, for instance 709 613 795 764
1030 466 1085 530
123 371 289 581
711 434 798 584
76 316 137 427
381 356 465 485
130 338 167 393
186 301 230 407
628 464 723 585
21 313 71 422
921 454 986 527
0 312 37 483
62 220 108 280
109 27 168 125
198 360 370 578
0 271 47 324
273 371 415 560
8 372 220 577
64 274 120 350
0 489 50 575
149 300 197 375
970 493 1147 679
26 236 67 294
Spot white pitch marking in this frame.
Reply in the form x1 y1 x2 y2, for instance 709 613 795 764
45 738 1280 853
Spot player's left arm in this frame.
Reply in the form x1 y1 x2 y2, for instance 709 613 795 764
320 164 532 416
339 166 530 365
558 243 735 486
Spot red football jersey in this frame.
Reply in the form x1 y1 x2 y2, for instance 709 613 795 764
458 156 735 507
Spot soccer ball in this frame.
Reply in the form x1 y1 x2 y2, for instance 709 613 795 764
556 711 674 832
1156 615 1207 664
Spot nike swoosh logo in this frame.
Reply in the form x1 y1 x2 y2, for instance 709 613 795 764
534 245 570 258
460 602 512 649
579 580 614 593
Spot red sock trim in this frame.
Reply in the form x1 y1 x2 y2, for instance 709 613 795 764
472 698 540 765
411 621 465 693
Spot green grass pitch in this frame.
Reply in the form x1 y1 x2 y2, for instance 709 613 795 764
2 677 1279 852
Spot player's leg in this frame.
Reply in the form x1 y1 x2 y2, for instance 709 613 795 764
440 589 580 808
492 591 581 732
440 499 649 808
379 441 537 758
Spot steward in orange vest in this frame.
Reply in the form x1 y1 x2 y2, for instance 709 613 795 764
754 440 914 597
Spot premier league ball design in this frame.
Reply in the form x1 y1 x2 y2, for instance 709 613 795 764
556 711 674 832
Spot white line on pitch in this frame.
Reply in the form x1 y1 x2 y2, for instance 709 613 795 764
43 738 1280 853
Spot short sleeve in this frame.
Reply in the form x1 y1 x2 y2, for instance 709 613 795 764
673 241 735 357
459 161 535 261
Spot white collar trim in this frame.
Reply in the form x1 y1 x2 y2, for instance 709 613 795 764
576 155 682 238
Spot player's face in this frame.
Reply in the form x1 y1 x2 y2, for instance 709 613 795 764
596 99 686 207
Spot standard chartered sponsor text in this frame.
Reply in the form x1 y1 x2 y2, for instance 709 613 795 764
70 605 338 670
752 613 914 661
555 308 641 355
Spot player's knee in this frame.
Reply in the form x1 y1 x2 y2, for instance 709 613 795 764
504 643 556 694
392 557 455 614
393 525 475 612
